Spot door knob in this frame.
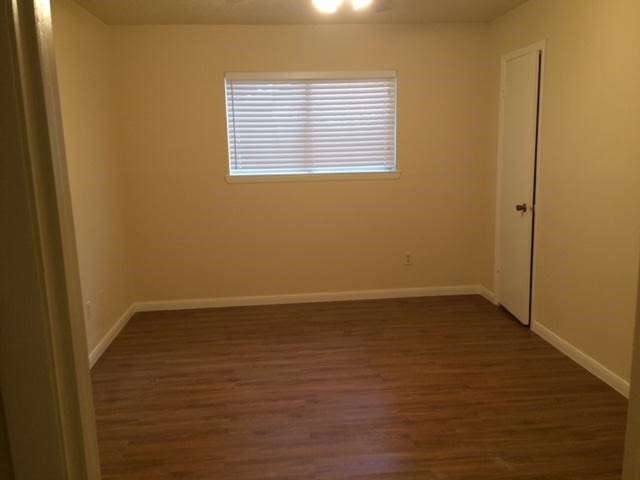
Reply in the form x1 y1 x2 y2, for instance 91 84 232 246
515 203 528 213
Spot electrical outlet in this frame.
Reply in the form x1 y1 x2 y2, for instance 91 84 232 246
404 252 413 266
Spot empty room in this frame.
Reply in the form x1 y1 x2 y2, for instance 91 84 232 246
2 0 640 479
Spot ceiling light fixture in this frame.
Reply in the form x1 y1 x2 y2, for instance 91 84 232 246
312 0 343 14
351 0 374 10
312 0 374 14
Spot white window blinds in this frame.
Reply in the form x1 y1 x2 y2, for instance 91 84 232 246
225 72 397 177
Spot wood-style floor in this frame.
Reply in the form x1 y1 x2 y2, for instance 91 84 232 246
92 296 627 480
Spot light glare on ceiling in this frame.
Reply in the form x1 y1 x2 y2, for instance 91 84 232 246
351 0 374 10
312 0 374 14
312 0 343 14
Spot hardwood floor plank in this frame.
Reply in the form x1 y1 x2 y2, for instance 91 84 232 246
92 295 627 479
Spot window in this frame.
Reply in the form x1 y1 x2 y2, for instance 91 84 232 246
225 72 397 179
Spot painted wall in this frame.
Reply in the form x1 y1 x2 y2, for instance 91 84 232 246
489 0 640 380
52 0 132 354
113 24 496 302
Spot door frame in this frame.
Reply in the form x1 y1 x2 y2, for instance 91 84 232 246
1 0 101 478
494 40 546 327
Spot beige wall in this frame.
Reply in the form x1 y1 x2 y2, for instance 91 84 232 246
53 0 132 353
490 0 640 380
113 24 496 302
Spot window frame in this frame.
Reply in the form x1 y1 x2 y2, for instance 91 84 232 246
224 71 400 183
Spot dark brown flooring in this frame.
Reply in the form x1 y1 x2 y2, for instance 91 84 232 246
92 295 627 480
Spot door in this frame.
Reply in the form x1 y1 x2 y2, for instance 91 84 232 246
496 48 542 326
1 1 102 478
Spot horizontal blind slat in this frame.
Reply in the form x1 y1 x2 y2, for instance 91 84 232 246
229 126 395 134
236 161 393 168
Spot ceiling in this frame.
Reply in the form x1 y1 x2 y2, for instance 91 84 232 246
75 0 528 26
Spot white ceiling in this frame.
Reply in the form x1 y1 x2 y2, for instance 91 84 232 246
74 0 528 26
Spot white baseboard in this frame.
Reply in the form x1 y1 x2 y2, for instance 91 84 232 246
477 285 498 305
531 322 629 398
88 304 136 369
90 288 629 401
133 284 496 313
89 285 496 368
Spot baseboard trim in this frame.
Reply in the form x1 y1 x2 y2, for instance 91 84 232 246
89 285 497 368
88 304 136 369
477 285 498 305
133 285 496 313
90 288 628 400
531 322 629 398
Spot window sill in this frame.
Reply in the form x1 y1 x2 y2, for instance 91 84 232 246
225 171 402 184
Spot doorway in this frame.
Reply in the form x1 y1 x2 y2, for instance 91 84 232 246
495 42 545 326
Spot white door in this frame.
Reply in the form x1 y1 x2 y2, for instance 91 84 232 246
497 49 541 325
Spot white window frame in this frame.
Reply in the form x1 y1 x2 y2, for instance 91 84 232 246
224 71 400 183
